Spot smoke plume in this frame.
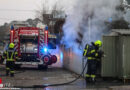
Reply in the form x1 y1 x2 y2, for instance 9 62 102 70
62 0 122 53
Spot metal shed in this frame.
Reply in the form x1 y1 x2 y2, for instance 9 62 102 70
102 29 130 79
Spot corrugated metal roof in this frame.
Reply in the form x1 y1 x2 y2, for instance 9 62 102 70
112 29 130 35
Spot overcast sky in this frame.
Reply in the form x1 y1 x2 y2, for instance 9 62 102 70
0 0 77 25
0 0 44 25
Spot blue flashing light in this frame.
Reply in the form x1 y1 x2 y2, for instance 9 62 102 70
60 52 63 60
43 47 48 52
45 26 48 30
40 47 48 53
11 25 14 30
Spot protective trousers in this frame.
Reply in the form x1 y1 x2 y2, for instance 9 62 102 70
85 60 97 83
6 61 15 77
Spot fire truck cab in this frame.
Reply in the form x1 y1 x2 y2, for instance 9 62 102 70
10 24 57 69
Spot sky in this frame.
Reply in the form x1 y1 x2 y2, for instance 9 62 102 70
0 0 44 25
0 0 79 25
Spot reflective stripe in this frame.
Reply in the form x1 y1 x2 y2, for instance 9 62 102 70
10 71 15 73
87 57 96 60
91 75 96 78
83 50 87 56
15 52 18 59
95 53 98 56
15 52 18 54
90 50 95 53
7 59 14 61
83 45 89 56
6 68 10 70
85 74 90 77
7 51 14 61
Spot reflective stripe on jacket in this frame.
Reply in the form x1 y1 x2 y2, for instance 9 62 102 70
7 50 14 61
83 44 99 60
83 44 89 56
3 49 18 61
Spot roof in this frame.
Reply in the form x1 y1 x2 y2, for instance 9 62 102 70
112 29 130 35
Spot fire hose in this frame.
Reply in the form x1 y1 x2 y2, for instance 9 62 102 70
38 57 87 87
14 57 88 88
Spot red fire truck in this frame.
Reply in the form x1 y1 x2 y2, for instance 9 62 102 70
10 25 57 69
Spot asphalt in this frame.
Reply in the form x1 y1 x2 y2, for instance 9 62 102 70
0 65 130 90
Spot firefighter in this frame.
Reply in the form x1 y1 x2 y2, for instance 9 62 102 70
3 43 18 77
83 40 103 83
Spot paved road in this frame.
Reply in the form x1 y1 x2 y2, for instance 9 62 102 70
0 65 130 90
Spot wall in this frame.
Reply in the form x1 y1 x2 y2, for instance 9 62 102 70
101 34 130 79
62 47 86 75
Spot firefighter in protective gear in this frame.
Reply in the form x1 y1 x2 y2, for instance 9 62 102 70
3 43 18 77
83 40 103 83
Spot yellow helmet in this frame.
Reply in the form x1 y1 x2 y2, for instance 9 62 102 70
94 40 102 47
9 43 14 48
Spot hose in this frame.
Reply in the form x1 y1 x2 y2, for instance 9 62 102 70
14 58 88 88
35 57 88 88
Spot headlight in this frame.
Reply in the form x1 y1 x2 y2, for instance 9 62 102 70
34 47 38 53
34 48 38 51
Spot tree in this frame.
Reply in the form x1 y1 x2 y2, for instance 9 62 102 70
37 0 66 33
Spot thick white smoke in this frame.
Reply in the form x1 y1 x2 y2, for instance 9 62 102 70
124 11 130 25
62 0 121 53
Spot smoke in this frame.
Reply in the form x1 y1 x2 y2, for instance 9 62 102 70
124 11 130 25
123 0 130 25
62 0 122 53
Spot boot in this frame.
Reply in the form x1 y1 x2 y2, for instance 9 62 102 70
85 77 90 83
91 77 96 84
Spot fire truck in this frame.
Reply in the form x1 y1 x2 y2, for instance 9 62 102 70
9 24 57 69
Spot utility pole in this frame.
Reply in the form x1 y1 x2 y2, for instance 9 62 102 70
88 17 91 41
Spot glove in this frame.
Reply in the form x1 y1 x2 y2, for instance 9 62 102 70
95 50 104 59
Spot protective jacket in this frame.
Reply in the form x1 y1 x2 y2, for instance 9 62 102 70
3 48 18 77
83 43 103 83
3 48 18 61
